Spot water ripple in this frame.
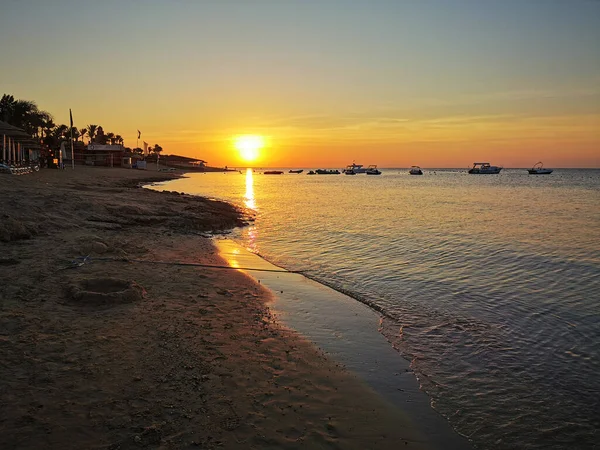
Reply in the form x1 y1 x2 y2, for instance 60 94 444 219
151 169 600 449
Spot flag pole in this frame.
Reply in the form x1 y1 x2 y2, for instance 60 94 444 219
70 109 75 169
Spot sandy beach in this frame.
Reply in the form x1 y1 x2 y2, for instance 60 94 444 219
0 167 427 449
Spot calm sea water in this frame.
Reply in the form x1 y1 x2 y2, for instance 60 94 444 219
151 168 600 450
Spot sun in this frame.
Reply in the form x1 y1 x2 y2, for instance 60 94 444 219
234 135 264 162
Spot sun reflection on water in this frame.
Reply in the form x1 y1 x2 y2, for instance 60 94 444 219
245 168 256 210
243 168 259 254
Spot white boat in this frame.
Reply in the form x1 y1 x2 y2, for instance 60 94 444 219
528 162 553 175
365 165 381 175
343 162 366 174
409 166 423 175
468 162 502 174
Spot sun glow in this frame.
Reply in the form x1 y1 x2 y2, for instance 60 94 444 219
234 135 264 162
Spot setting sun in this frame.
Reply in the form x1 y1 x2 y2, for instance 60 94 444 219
234 135 264 162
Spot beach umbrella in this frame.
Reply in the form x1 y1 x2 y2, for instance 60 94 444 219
0 121 29 163
0 120 30 138
0 121 41 164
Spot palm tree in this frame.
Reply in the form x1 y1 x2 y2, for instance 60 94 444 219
30 110 52 140
13 99 39 133
106 132 115 145
87 124 98 143
53 124 69 141
43 118 55 139
115 134 123 146
0 94 16 122
79 128 87 142
69 127 80 141
1 94 53 139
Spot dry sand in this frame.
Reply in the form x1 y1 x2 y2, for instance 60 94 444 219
0 166 427 449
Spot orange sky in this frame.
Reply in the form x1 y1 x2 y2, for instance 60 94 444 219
1 1 599 168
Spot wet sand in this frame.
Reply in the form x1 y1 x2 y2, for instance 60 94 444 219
216 240 471 450
0 166 427 449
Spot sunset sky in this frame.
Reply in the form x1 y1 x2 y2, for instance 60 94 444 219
1 0 599 167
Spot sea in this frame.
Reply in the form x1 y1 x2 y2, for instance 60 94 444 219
151 168 600 450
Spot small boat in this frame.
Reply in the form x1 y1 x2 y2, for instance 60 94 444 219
307 170 316 175
264 170 283 175
289 169 304 174
528 162 553 175
409 166 423 175
343 162 366 174
315 169 340 175
468 162 502 174
365 165 381 175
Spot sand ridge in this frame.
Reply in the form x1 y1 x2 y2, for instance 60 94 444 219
0 167 426 449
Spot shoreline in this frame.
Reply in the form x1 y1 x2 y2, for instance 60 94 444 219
215 239 472 450
1 166 429 449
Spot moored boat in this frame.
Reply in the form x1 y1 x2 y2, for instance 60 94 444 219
528 162 553 175
264 170 284 175
343 162 366 174
365 165 381 175
409 166 423 175
315 169 340 174
289 169 304 174
307 170 316 175
468 162 502 174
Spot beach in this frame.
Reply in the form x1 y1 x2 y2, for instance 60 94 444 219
0 167 427 449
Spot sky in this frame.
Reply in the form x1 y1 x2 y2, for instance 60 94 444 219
1 0 599 168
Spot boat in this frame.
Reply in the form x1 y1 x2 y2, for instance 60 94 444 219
365 165 381 175
528 162 553 175
315 169 340 175
264 170 284 175
289 169 304 174
307 170 316 175
468 162 502 174
343 162 366 174
409 166 423 175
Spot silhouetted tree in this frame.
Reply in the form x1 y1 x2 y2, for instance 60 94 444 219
0 94 53 137
0 94 16 122
87 124 98 143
